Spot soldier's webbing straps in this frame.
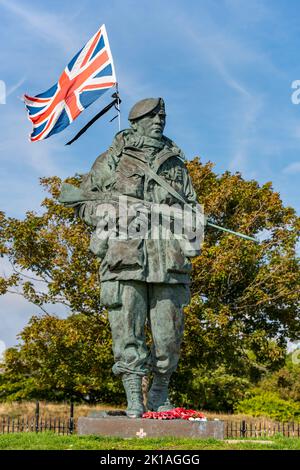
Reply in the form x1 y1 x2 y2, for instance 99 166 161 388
132 159 258 243
133 159 191 207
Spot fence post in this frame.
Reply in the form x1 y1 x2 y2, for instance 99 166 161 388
240 420 247 438
69 402 74 435
35 401 40 433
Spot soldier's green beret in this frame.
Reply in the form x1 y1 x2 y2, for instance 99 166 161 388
128 98 165 121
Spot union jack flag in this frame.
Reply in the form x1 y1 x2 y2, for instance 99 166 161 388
24 24 116 142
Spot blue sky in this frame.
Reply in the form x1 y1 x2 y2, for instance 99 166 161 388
0 0 300 348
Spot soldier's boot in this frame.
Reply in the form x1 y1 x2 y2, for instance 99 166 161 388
122 374 145 418
147 373 174 412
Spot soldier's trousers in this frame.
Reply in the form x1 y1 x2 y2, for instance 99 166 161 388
100 280 190 377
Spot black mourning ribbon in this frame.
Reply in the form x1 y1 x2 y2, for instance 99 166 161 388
65 92 121 146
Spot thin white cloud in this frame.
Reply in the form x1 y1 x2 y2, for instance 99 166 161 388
228 96 263 174
6 77 26 98
0 104 61 175
283 161 300 174
0 0 82 55
168 5 261 98
166 4 267 174
118 68 158 103
224 0 270 24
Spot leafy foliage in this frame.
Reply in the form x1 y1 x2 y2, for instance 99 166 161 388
235 390 300 422
0 176 100 315
0 314 123 403
171 366 250 411
243 350 300 403
233 350 300 421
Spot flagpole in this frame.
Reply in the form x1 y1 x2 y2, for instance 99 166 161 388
116 82 121 132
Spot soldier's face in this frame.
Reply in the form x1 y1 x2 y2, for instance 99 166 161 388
132 108 166 139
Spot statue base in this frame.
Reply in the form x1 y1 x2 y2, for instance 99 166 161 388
77 411 224 439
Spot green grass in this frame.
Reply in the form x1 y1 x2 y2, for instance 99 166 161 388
0 432 300 450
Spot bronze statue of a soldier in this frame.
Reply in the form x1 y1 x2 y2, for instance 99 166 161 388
60 97 201 417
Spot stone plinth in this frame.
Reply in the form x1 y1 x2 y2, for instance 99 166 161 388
77 412 224 439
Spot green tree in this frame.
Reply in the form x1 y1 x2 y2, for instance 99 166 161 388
0 159 299 408
234 390 300 422
230 350 300 421
0 314 123 403
247 350 300 403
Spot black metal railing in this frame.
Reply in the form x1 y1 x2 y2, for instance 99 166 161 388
1 402 300 438
0 401 75 435
225 419 300 438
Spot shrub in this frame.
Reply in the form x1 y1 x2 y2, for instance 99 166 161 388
235 390 300 422
172 366 250 411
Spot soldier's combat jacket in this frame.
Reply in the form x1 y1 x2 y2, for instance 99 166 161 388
76 129 200 285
